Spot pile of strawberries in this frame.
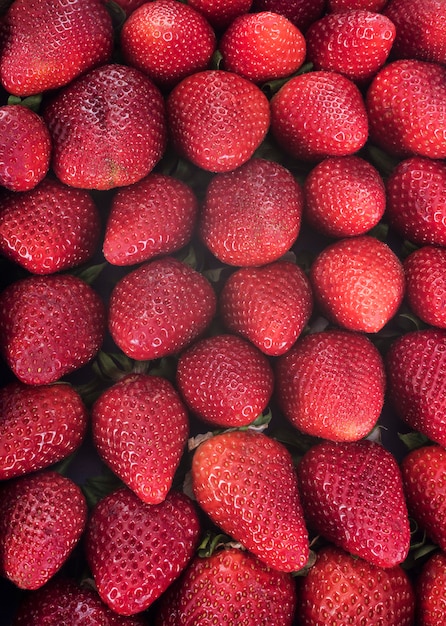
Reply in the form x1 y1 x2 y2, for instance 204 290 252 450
0 0 446 623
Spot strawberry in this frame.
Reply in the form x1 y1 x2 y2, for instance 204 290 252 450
199 157 303 266
270 70 369 161
297 545 415 625
297 440 411 568
155 546 297 625
191 429 310 572
219 259 313 356
416 551 446 625
102 173 199 267
385 157 446 247
384 0 446 64
92 373 189 504
0 381 87 480
166 70 270 173
0 0 113 97
275 329 386 442
0 273 105 386
309 235 405 333
385 329 446 449
303 155 386 238
305 10 396 83
0 177 101 275
176 333 274 428
121 0 216 89
108 256 216 361
85 488 201 615
251 0 325 33
366 59 446 159
328 0 389 11
404 245 446 328
0 104 51 192
185 0 253 30
106 0 147 16
43 64 167 190
219 11 306 84
401 444 446 553
0 471 87 590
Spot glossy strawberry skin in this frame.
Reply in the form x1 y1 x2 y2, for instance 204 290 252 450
0 0 113 96
0 381 87 480
416 551 446 625
192 429 309 573
185 0 253 29
297 440 411 568
0 471 87 590
44 64 167 190
251 0 325 32
85 488 201 616
108 256 216 361
404 246 446 328
0 177 101 274
92 373 189 504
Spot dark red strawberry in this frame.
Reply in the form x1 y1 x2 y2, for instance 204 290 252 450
328 0 388 9
404 245 446 328
191 429 309 572
0 273 105 386
199 157 303 266
108 256 216 361
297 440 411 568
166 70 270 173
219 259 313 356
416 551 446 625
92 373 189 504
0 177 101 274
0 471 87 590
0 0 113 96
270 70 369 161
155 546 297 625
85 488 201 615
185 0 253 29
275 329 386 442
102 173 199 266
44 64 167 190
0 381 87 480
251 0 325 33
106 0 147 16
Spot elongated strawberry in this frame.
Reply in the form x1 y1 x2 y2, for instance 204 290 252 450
85 488 201 615
191 429 309 572
108 256 216 361
0 381 87 480
185 0 253 29
0 471 87 590
416 551 446 625
251 0 325 32
297 440 411 568
404 245 446 328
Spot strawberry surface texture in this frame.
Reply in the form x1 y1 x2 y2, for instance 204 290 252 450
2 0 446 623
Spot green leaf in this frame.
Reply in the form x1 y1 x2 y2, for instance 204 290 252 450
7 94 43 112
71 262 107 285
398 431 432 452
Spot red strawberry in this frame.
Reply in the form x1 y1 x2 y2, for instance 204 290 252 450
384 0 446 64
0 471 87 590
199 157 303 266
185 0 253 30
155 546 297 625
401 444 446 553
297 545 415 625
219 11 306 84
275 329 386 442
305 10 396 83
385 329 446 449
108 256 216 361
0 381 87 480
166 70 270 173
0 104 50 192
304 155 386 238
309 235 405 333
416 551 446 625
219 259 313 356
85 488 201 615
366 59 446 159
0 273 105 386
270 70 369 161
297 440 411 568
121 0 216 89
102 173 199 267
386 157 446 247
0 0 113 96
0 177 101 275
251 0 325 33
176 333 274 428
404 245 446 328
191 429 310 572
92 373 189 504
328 0 389 11
44 64 166 190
